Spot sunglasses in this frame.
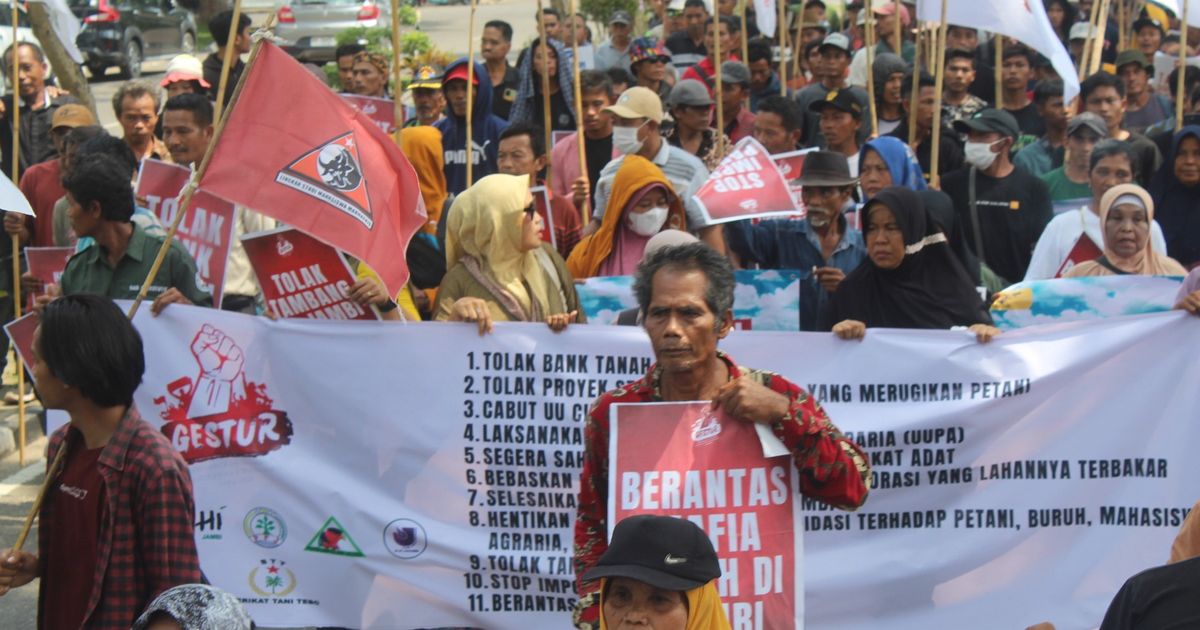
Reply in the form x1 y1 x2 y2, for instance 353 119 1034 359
523 202 536 217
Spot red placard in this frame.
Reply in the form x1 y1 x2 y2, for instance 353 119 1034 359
693 137 801 224
610 402 802 628
3 312 36 375
1055 233 1104 278
772 149 815 221
341 94 399 135
240 227 378 320
23 246 73 308
136 159 238 305
530 185 557 250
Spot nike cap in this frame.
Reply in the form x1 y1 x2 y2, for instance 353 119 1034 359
581 514 721 590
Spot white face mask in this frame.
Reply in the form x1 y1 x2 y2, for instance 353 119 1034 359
964 139 1003 171
613 122 647 155
627 206 669 236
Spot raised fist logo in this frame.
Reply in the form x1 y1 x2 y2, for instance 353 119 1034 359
187 325 249 417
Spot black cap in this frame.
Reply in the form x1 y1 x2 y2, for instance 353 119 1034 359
795 150 858 186
807 88 863 118
581 515 721 590
952 108 1020 140
1132 16 1165 35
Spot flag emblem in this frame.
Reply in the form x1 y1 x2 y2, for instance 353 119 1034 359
275 132 375 229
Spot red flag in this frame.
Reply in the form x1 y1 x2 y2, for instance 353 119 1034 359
200 42 425 295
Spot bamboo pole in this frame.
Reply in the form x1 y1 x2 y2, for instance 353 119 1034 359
10 0 24 467
778 0 787 95
1089 0 1112 76
536 0 553 184
466 0 477 186
1079 0 1104 81
893 0 902 55
865 0 879 137
907 22 922 146
10 445 66 552
1179 0 1191 131
570 0 588 225
930 1 949 187
791 11 804 81
740 0 749 64
714 17 726 156
995 35 1004 111
390 0 403 139
214 0 244 122
1118 0 1127 51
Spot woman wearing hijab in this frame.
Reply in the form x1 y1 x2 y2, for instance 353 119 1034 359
1066 183 1187 277
567 156 687 279
510 37 578 131
1149 125 1200 269
824 187 999 341
582 514 731 630
858 136 928 200
131 584 253 630
435 174 584 333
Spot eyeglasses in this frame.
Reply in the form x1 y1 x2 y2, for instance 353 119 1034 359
523 202 536 217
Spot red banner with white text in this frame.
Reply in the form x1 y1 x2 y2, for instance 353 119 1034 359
240 227 377 321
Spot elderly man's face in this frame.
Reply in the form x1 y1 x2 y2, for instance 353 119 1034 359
643 266 731 375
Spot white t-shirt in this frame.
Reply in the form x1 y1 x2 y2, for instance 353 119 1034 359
1024 205 1168 281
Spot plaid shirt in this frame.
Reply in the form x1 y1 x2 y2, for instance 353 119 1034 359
572 352 871 628
39 406 203 629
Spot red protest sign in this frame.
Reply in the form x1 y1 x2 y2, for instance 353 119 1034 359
137 159 237 305
341 94 399 135
3 313 37 377
241 227 378 320
694 137 800 225
610 402 802 628
1055 233 1103 278
24 246 73 308
772 149 815 221
531 185 557 250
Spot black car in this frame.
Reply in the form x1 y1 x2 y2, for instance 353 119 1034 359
70 0 197 79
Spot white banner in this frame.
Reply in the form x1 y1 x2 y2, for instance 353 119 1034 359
124 307 1200 628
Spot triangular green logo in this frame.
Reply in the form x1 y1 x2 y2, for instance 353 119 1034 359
304 516 364 557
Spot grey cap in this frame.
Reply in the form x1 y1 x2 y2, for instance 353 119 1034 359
610 9 633 25
820 32 852 54
1067 112 1108 138
667 79 714 107
721 61 751 86
1069 22 1097 40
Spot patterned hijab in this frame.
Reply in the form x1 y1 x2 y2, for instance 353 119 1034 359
131 584 253 630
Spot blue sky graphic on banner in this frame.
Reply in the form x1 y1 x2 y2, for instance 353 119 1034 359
576 270 803 330
991 275 1185 329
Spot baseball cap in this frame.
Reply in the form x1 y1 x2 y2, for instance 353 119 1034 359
1114 49 1152 71
873 1 911 26
953 108 1021 139
410 64 443 90
667 79 714 107
1132 16 1166 35
605 86 666 122
807 88 863 118
1069 22 1097 41
161 54 210 89
51 104 96 131
720 61 750 86
581 515 721 590
819 32 851 54
1067 112 1108 138
610 9 633 25
443 63 480 86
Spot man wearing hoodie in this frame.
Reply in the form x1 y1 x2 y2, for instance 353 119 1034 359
435 58 509 195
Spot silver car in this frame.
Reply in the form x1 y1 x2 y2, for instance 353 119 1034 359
275 0 390 63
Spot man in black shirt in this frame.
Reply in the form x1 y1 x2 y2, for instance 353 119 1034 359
482 20 520 120
1100 556 1200 629
942 109 1053 287
1081 71 1162 187
203 10 251 108
889 72 964 181
1000 45 1044 149
665 0 708 71
0 42 78 177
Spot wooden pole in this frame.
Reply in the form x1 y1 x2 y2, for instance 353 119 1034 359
865 0 879 137
1079 1 1104 81
791 11 804 81
213 0 244 122
10 445 66 552
10 1 24 467
740 0 749 64
1118 0 1127 51
893 0 903 55
536 0 553 184
907 22 922 146
778 0 787 95
1089 0 1112 76
126 16 276 321
466 0 477 187
390 0 403 140
1179 0 1191 131
570 0 588 225
994 35 1004 111
930 2 949 188
714 18 726 156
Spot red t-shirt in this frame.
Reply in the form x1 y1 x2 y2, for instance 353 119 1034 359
44 445 105 629
18 158 64 247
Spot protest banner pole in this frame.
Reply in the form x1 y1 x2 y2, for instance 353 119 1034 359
864 0 879 137
1089 0 1112 76
930 1 949 188
740 0 749 66
126 16 275 321
791 12 804 80
213 0 244 121
778 0 787 95
1079 0 1103 81
893 0 902 54
536 0 553 183
10 1 24 466
907 21 922 146
570 0 588 225
715 16 726 156
390 0 403 142
1179 0 1191 131
466 0 477 187
994 35 1004 110
1117 0 1127 51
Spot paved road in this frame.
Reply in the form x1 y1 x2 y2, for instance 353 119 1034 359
0 437 45 630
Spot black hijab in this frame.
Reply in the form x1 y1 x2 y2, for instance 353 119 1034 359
825 187 993 330
1149 126 1200 269
919 189 981 286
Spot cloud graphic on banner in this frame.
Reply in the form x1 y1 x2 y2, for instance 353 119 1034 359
992 276 1183 329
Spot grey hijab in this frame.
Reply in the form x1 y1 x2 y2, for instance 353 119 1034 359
131 584 254 630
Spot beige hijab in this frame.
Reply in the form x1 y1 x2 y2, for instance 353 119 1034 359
1068 183 1187 277
444 174 552 318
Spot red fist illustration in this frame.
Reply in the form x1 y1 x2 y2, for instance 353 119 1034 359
187 325 248 417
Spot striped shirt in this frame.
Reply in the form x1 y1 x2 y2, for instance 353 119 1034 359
592 140 711 228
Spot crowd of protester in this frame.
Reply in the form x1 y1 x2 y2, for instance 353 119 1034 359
0 1 1196 628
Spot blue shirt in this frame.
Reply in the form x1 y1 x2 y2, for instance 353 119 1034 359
726 215 866 330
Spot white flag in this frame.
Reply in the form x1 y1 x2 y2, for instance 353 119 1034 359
1146 0 1200 27
754 0 776 39
26 0 84 64
0 171 33 216
917 0 1080 103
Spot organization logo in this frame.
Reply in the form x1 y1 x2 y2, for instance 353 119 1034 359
152 325 294 463
383 518 427 559
275 132 374 229
690 410 722 445
245 507 288 549
739 199 759 211
249 559 297 597
304 516 364 557
276 234 294 257
195 505 226 540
